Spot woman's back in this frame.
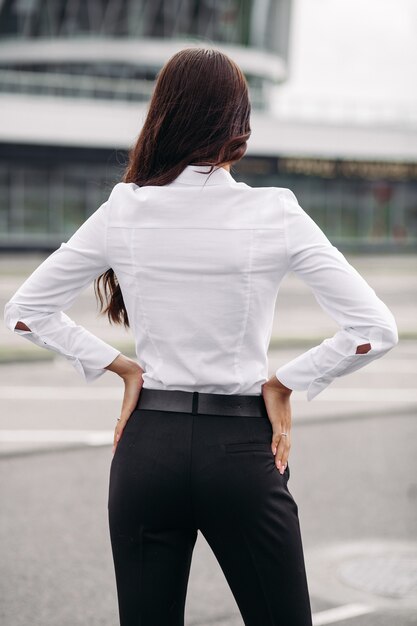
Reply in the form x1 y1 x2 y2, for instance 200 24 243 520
108 165 287 394
98 163 397 399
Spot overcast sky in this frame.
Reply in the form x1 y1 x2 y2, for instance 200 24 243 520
278 0 417 107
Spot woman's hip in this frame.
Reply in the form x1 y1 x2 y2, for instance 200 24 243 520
108 394 294 528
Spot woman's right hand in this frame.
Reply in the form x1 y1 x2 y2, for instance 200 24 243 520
112 364 144 455
261 376 293 474
104 354 144 454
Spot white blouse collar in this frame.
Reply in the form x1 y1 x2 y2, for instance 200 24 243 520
171 164 236 186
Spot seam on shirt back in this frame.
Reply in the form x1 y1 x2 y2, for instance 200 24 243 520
105 186 119 263
104 199 109 263
128 227 164 375
107 226 285 230
280 189 291 270
233 229 255 389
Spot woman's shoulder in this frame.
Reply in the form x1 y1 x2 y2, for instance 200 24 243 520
105 181 143 208
233 180 300 205
108 181 139 198
105 179 302 221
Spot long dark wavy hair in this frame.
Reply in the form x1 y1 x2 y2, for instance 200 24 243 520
94 47 251 327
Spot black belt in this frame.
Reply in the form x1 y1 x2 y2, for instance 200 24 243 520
136 388 269 418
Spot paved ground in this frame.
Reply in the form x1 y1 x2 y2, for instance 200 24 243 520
0 253 416 625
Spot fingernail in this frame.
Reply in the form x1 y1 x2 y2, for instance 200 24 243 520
116 434 120 442
276 459 281 469
272 445 277 455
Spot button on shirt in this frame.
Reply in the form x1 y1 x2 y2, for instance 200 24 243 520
3 165 398 400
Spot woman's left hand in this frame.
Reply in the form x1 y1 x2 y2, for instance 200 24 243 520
261 375 293 474
104 354 144 454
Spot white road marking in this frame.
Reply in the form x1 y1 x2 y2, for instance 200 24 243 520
0 386 416 402
0 387 121 400
0 429 113 446
312 603 375 625
316 388 417 402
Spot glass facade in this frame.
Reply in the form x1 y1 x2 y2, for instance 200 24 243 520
0 0 291 59
237 157 417 250
0 0 414 252
0 144 124 247
0 64 156 103
0 1 290 107
0 145 415 251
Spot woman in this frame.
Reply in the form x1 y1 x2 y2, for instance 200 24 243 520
4 48 398 626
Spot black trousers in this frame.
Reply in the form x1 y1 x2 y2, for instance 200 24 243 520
108 395 313 626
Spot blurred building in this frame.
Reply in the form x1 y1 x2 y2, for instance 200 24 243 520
0 0 415 251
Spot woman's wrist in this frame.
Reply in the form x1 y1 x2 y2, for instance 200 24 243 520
105 354 143 379
262 375 293 395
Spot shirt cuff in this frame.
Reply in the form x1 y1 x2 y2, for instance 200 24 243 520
4 301 121 384
70 346 122 383
275 329 377 402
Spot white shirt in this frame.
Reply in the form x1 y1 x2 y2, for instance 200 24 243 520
3 164 398 400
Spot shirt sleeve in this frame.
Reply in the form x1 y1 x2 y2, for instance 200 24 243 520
3 193 122 383
275 189 399 401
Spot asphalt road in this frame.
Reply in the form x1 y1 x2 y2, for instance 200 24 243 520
0 340 416 626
